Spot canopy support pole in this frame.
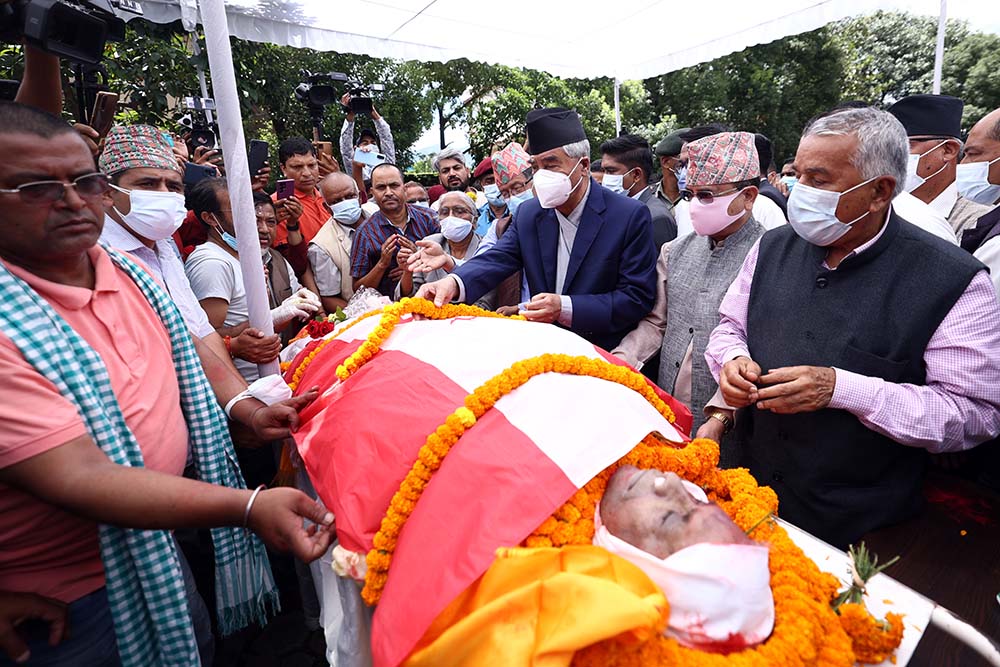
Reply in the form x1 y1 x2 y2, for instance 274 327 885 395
613 77 621 136
190 37 214 126
198 0 279 377
932 0 947 94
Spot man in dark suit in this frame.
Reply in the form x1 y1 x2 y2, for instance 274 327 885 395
599 134 677 249
417 107 657 350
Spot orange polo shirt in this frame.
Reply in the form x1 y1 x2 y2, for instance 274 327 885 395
273 187 330 246
0 246 189 603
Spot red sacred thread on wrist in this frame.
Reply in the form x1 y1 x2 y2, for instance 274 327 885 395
224 335 233 357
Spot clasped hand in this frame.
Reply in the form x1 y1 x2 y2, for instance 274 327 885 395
720 356 835 414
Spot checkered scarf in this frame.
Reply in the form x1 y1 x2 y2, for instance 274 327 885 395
0 246 278 666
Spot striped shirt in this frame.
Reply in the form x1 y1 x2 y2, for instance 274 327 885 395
350 203 439 297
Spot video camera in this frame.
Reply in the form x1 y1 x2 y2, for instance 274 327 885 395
294 70 384 115
0 0 141 65
179 96 218 151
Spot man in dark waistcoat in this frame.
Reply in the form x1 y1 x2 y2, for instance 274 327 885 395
705 107 1000 547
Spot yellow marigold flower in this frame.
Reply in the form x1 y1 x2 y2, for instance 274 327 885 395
454 407 476 428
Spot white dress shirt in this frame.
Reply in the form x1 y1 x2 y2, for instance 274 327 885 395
100 215 215 339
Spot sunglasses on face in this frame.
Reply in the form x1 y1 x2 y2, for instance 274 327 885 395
0 172 110 204
680 186 743 204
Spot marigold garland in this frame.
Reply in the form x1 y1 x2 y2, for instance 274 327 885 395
294 300 902 666
361 353 678 605
286 309 384 391
837 604 904 664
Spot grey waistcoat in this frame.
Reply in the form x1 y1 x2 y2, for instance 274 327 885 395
658 217 763 439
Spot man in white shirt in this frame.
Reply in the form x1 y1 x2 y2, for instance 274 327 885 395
888 94 993 236
185 180 316 382
308 173 368 312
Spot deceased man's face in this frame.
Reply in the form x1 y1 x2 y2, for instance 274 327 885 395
600 466 751 558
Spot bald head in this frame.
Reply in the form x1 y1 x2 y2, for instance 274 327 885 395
964 108 1000 162
319 172 358 206
961 108 1000 199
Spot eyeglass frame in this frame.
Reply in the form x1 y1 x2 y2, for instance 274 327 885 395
0 172 110 204
437 204 475 219
497 173 534 200
680 179 757 204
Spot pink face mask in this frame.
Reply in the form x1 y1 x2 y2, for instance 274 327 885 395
689 189 747 236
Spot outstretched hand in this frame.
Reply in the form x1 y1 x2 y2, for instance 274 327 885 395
247 487 335 562
249 387 320 440
416 276 459 307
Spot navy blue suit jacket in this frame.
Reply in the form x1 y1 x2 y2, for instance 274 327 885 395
455 180 657 350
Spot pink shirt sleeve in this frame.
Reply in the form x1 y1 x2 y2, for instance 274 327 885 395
829 270 1000 453
0 334 87 467
705 239 760 380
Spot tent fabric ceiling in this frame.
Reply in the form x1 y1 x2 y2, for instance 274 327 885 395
137 0 924 80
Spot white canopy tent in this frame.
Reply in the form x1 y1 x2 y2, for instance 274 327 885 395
143 0 957 81
140 0 967 376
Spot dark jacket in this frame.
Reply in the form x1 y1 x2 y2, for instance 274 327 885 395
455 179 657 350
638 186 678 249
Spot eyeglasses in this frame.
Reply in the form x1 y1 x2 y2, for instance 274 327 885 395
438 206 473 218
680 186 742 204
0 172 109 204
499 178 533 199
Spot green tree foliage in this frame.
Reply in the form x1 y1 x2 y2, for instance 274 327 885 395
832 11 1000 131
946 32 1000 128
1 11 998 170
644 28 844 163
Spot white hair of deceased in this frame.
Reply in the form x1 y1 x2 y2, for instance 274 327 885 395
803 107 908 197
432 146 468 172
562 139 591 161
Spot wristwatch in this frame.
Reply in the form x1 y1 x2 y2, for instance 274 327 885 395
705 409 734 434
286 222 300 231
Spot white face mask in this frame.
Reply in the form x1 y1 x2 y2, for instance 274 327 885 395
956 156 1000 205
905 141 949 192
439 215 473 242
331 197 363 226
602 173 625 195
533 158 584 209
786 177 876 247
110 185 186 241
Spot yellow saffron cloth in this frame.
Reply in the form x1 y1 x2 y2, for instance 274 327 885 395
403 545 669 667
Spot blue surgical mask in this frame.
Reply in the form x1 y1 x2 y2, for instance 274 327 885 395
780 175 797 191
786 177 876 247
506 189 534 216
956 156 1000 205
484 183 505 206
674 165 687 191
331 197 363 226
218 226 240 252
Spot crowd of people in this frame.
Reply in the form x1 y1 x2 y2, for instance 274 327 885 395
1 41 999 667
